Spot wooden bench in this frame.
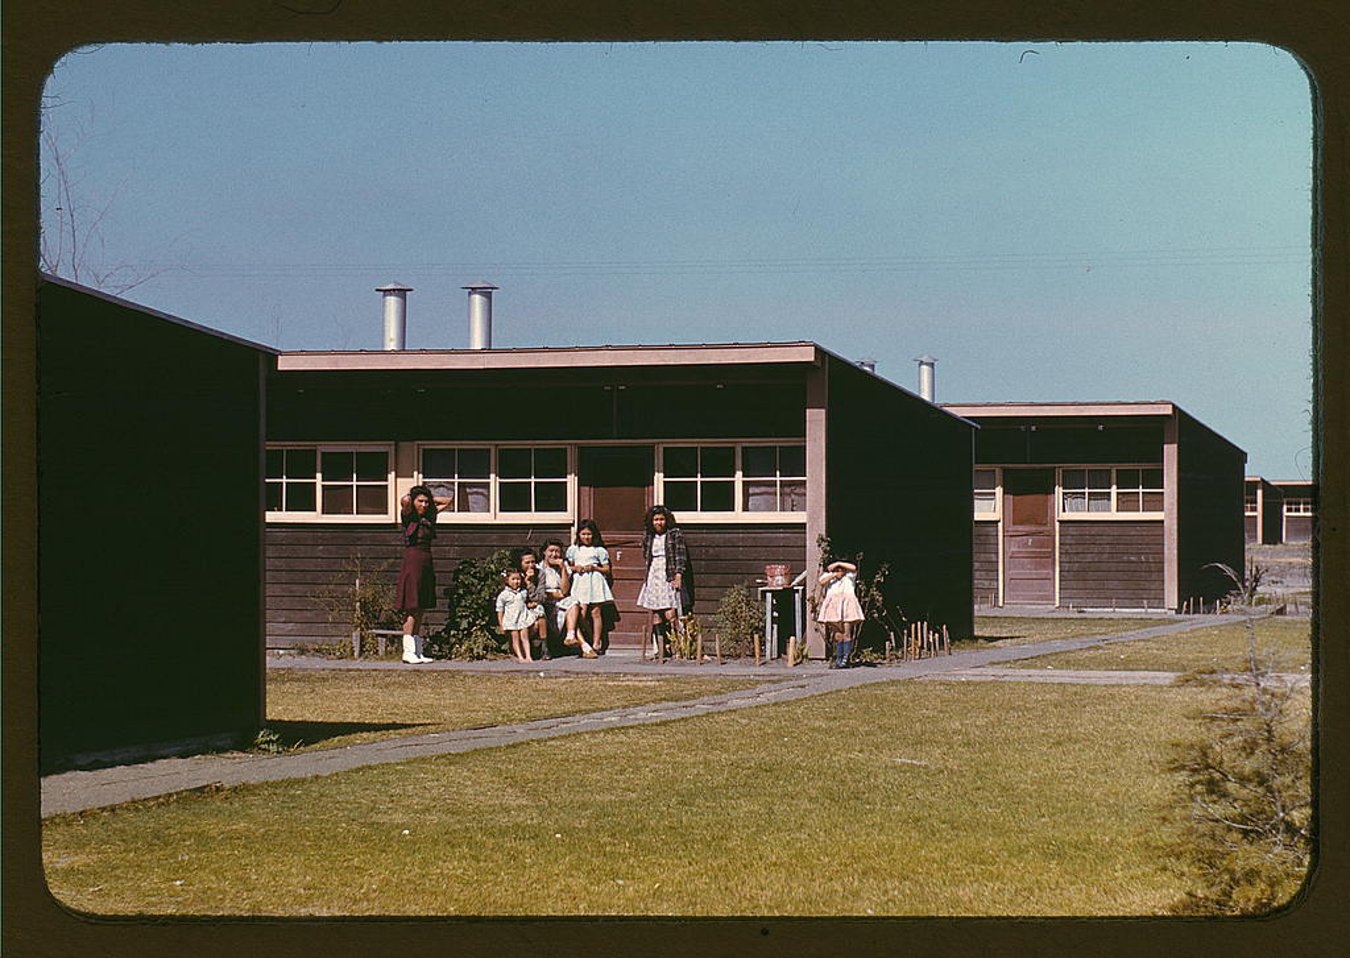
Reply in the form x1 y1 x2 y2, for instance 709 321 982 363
351 628 407 658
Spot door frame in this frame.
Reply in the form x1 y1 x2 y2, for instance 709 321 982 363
999 467 1058 606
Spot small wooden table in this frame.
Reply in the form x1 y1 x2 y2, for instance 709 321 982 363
757 585 805 660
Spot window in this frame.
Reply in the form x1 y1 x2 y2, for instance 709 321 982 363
742 444 807 512
266 445 392 517
660 444 806 515
1284 498 1313 516
497 446 568 513
1114 468 1164 513
419 445 569 516
1061 468 1113 513
974 468 999 516
1245 491 1259 515
420 447 491 513
1060 466 1164 516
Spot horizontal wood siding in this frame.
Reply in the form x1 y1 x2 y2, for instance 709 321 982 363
1058 521 1164 608
678 525 807 620
973 521 1000 606
266 523 570 647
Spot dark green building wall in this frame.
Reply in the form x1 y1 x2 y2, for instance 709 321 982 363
38 278 269 770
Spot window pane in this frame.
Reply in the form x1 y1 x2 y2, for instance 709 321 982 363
534 447 567 478
322 485 354 514
458 448 490 479
664 480 697 511
266 449 285 479
1087 469 1111 490
779 445 806 477
974 469 997 491
288 482 315 512
286 448 316 479
702 480 734 511
1062 469 1085 490
535 481 568 512
356 485 387 514
780 480 807 512
499 448 532 480
974 492 997 514
1117 468 1140 490
460 483 490 513
422 448 456 479
1063 491 1086 512
742 446 776 478
1087 491 1112 512
664 447 698 478
266 481 283 511
1141 491 1164 512
321 451 354 482
355 451 387 482
426 481 454 502
743 480 778 511
499 482 531 512
1117 491 1141 512
1142 468 1163 489
701 447 734 478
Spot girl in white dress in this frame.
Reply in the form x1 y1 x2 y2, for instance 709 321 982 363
817 558 864 668
496 568 542 663
564 519 614 658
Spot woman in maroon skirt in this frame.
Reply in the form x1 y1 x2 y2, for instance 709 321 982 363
397 484 451 664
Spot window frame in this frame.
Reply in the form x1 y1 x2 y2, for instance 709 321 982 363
655 441 808 522
265 442 396 522
416 442 574 523
1056 464 1165 520
973 467 1002 520
1283 497 1314 517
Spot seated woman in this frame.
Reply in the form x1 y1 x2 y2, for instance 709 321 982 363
516 546 551 660
564 519 614 658
537 538 575 655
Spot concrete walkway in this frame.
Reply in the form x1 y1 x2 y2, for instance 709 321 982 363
41 617 1254 817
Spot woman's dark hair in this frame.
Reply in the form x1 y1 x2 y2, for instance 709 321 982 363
575 518 605 546
406 484 438 524
515 546 539 571
540 537 567 556
643 505 678 536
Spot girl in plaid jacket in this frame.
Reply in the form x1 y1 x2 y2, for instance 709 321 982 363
637 505 694 656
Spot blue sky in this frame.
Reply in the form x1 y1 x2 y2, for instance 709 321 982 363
40 41 1314 478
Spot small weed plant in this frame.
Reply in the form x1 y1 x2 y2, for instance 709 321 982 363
313 555 401 657
711 583 760 657
1166 563 1312 914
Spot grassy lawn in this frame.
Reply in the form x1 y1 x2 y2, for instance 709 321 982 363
1002 616 1311 674
41 678 1285 917
263 671 772 751
957 615 1164 650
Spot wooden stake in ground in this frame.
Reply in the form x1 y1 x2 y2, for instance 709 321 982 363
787 635 798 666
715 631 723 665
754 632 762 666
942 623 949 655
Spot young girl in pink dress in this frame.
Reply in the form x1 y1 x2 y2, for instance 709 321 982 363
817 557 864 668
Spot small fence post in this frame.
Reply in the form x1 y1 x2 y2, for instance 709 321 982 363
352 629 361 658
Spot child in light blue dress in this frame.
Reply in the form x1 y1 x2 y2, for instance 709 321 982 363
496 568 542 662
564 519 614 658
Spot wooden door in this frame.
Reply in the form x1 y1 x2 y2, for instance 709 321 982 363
577 446 654 646
1001 468 1056 605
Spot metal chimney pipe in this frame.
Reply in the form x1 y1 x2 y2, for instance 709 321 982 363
856 358 877 374
376 283 412 351
462 282 499 350
914 354 937 402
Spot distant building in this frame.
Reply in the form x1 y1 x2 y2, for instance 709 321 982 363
38 275 271 770
942 402 1246 612
1272 479 1316 544
1245 476 1284 545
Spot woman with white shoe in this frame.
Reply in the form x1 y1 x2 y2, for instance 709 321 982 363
396 484 451 664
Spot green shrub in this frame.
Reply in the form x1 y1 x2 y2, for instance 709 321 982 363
424 549 514 660
711 583 760 657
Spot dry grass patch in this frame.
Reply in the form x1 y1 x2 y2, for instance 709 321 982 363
43 680 1256 917
264 671 770 751
959 616 1163 650
1004 617 1310 674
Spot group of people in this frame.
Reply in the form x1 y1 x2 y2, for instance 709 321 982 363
393 486 694 665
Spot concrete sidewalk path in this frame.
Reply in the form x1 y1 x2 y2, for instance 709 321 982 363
41 618 1218 817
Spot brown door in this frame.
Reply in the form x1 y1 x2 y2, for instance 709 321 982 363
577 446 654 646
1002 468 1056 605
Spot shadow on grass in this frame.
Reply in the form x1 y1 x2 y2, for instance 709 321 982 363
263 719 434 749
